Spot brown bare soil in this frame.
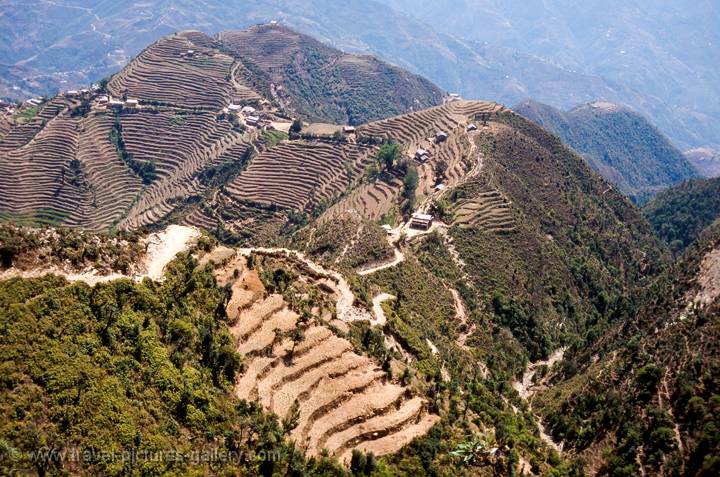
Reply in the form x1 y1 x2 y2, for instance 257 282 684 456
215 252 439 461
108 31 259 110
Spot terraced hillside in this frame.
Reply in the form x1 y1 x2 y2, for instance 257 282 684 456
451 181 516 234
318 100 502 224
108 31 261 110
214 249 439 462
226 140 375 211
116 109 252 230
0 26 451 235
0 98 145 229
515 100 698 203
219 24 444 124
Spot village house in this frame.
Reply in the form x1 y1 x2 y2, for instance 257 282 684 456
415 148 429 162
241 106 256 115
245 115 260 127
108 99 124 109
125 98 140 108
410 213 434 230
343 125 356 134
435 131 448 143
467 123 477 131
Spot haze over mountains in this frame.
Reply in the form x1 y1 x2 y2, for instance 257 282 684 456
1 7 720 475
515 99 698 203
1 0 718 153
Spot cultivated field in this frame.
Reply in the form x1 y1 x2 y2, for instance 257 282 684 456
215 252 439 461
451 185 516 233
226 140 376 211
116 110 252 230
218 24 444 125
108 31 260 109
0 99 146 229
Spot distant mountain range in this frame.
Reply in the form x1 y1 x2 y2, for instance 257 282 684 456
3 20 719 477
515 99 698 203
1 0 718 152
685 147 720 178
386 0 720 150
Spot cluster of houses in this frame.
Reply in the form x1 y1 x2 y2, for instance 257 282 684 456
96 95 140 110
225 103 270 128
180 49 211 60
0 99 17 115
65 89 92 98
24 97 43 108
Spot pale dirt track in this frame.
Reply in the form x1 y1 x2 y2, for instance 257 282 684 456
512 348 566 452
0 224 201 285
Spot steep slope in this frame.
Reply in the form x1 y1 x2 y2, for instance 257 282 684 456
386 0 720 150
0 236 357 476
288 106 670 475
0 27 442 233
219 24 444 125
644 177 720 253
515 99 698 203
533 220 720 476
685 147 720 178
1 1 718 152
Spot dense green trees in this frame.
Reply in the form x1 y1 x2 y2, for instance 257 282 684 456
374 142 402 171
0 253 346 476
643 177 720 253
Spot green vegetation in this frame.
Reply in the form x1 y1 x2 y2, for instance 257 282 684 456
297 213 393 271
0 225 142 273
109 115 156 185
535 220 720 475
375 142 402 171
228 26 442 125
643 177 720 253
401 163 418 214
515 100 697 203
15 105 40 123
0 252 347 476
0 209 70 228
262 129 289 147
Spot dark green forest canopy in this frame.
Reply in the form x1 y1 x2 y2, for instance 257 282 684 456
0 254 346 476
643 177 720 254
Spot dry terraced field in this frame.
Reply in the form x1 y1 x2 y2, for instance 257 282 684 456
226 140 376 211
215 252 439 462
108 31 260 109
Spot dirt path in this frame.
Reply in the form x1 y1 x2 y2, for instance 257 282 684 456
144 225 202 280
371 292 395 326
450 288 475 348
357 248 404 276
0 224 201 285
236 247 375 324
512 348 566 400
512 348 566 452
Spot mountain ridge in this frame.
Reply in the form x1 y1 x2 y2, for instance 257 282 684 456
1 0 717 152
515 99 698 203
